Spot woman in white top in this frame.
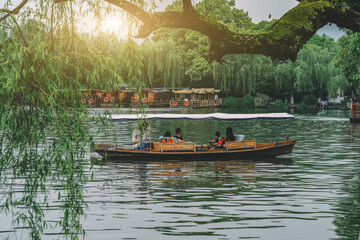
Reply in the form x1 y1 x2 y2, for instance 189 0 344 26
132 121 151 149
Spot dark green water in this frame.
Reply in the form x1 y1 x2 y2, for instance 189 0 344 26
1 108 360 239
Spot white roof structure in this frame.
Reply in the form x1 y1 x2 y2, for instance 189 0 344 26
107 113 295 121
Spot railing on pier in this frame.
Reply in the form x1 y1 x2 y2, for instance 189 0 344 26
169 99 222 108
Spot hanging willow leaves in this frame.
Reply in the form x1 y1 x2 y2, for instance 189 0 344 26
0 1 144 238
212 54 274 97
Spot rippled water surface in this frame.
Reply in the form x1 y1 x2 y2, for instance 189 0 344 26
1 108 360 239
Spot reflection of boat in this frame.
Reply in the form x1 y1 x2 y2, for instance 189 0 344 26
350 104 360 123
93 140 296 161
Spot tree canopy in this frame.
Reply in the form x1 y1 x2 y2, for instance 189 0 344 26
2 0 360 61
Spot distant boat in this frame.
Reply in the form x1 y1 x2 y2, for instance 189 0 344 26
106 113 295 121
350 104 360 123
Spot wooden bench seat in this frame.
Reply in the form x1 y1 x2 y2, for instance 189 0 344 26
225 140 256 151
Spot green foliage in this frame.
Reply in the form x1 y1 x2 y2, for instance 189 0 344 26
336 31 360 93
223 96 238 108
275 35 348 100
254 94 271 107
238 95 255 108
213 54 274 97
223 95 254 108
152 0 277 87
0 5 143 238
275 60 295 94
303 94 317 106
297 101 307 110
141 39 184 88
274 99 289 110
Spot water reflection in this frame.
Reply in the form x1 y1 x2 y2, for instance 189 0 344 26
333 175 360 240
87 159 306 238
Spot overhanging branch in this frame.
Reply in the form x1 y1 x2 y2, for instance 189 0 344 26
50 0 360 61
0 0 29 22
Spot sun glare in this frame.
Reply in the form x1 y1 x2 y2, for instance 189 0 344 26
102 16 124 33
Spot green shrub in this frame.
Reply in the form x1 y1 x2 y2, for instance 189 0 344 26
303 94 317 106
223 96 238 108
274 99 289 110
254 94 271 107
238 95 255 108
224 95 255 108
297 101 306 110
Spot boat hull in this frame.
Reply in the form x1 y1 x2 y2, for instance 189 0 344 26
94 140 296 161
350 117 360 123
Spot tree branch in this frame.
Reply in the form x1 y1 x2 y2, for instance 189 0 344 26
0 0 29 22
53 0 360 61
107 0 344 60
182 0 194 12
104 0 153 24
12 15 28 47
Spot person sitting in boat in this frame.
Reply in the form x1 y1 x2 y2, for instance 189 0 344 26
214 131 221 144
132 120 151 149
211 131 221 147
210 131 224 149
174 128 184 143
160 131 177 143
215 127 235 149
226 127 235 142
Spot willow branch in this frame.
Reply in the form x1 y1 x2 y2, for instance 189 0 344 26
0 0 29 22
12 16 28 47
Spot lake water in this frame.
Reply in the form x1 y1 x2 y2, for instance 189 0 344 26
1 108 360 240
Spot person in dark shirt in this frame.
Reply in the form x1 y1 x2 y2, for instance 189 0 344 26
174 128 184 143
226 127 235 141
214 131 221 144
164 131 171 137
212 131 223 148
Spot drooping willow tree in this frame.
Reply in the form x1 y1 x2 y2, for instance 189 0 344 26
0 0 146 238
141 39 184 88
213 54 274 97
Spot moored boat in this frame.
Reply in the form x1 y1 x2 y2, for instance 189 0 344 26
350 104 360 123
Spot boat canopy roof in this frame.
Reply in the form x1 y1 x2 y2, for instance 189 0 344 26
172 88 221 94
107 113 295 121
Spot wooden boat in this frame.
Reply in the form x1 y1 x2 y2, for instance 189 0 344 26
350 104 360 123
93 140 296 161
94 113 296 161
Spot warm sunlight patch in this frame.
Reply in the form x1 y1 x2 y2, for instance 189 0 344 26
102 15 126 34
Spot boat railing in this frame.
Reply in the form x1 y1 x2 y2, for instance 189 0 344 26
170 99 222 107
225 140 256 151
154 142 196 152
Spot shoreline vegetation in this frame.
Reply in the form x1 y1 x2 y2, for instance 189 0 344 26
223 94 350 110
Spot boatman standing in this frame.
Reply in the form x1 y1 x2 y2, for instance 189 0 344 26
132 120 151 149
